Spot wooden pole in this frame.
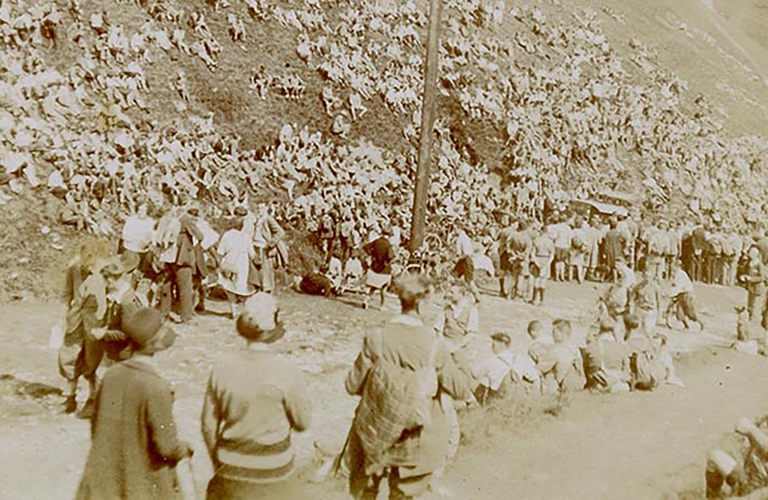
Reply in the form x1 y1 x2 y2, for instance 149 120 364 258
409 0 442 253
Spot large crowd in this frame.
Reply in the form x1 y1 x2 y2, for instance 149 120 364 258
3 0 768 497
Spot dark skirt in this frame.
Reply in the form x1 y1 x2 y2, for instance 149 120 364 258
206 475 305 500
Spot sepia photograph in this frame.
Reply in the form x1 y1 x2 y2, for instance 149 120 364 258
1 0 768 498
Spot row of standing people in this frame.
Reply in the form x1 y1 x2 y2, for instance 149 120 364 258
120 200 287 321
490 211 755 295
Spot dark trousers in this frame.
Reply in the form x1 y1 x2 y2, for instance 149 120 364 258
691 254 703 282
159 264 195 322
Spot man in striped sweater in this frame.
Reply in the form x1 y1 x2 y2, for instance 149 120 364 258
201 293 312 499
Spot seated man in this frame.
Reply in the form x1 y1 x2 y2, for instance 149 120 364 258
327 253 343 291
670 258 705 331
343 251 364 291
506 321 549 390
624 315 684 390
293 270 338 297
706 416 768 498
582 322 632 393
732 306 761 356
473 332 515 404
434 280 479 350
529 319 584 395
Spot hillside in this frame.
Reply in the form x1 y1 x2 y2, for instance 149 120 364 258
1 0 768 300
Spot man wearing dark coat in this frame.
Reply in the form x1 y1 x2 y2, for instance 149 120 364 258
76 307 192 500
159 207 204 323
601 218 626 282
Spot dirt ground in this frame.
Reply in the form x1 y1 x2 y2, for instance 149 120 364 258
0 278 764 499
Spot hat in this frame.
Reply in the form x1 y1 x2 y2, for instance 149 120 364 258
237 293 284 343
122 307 176 354
490 332 511 346
102 252 140 277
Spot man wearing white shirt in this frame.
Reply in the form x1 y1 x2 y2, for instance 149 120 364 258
120 202 155 278
455 226 474 258
670 259 704 331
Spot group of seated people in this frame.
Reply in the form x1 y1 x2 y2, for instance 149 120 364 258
470 312 682 405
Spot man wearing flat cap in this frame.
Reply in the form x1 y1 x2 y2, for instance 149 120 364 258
345 274 474 499
202 293 312 499
76 307 191 500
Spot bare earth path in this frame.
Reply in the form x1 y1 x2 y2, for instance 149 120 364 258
0 281 764 499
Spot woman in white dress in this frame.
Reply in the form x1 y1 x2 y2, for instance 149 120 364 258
217 213 257 318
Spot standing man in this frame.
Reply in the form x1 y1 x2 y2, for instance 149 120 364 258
253 203 286 293
740 246 768 327
345 274 474 500
664 221 682 282
202 293 312 498
496 215 516 297
530 224 555 305
586 215 603 282
646 221 667 282
551 213 573 282
569 216 589 284
706 228 724 285
175 205 205 322
602 217 626 283
504 220 533 300
722 227 743 287
76 307 192 500
59 255 137 416
691 223 708 282
364 228 396 306
120 201 156 278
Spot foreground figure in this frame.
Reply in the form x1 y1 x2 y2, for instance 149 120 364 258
345 274 474 499
202 293 312 499
76 307 191 500
707 417 768 498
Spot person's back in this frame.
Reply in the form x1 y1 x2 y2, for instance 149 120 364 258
202 293 310 498
82 359 185 499
346 312 473 497
204 350 309 481
77 309 190 500
366 236 394 274
582 335 630 392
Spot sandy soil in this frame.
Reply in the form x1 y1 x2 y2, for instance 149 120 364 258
0 279 763 499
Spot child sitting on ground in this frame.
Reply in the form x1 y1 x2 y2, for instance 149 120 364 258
732 306 761 356
625 314 684 389
529 319 585 395
473 332 515 404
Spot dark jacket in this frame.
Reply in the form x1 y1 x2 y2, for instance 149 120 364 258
365 237 394 274
76 358 188 500
176 214 205 273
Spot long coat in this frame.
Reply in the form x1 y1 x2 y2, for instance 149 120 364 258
345 315 473 493
176 214 205 275
76 358 188 500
